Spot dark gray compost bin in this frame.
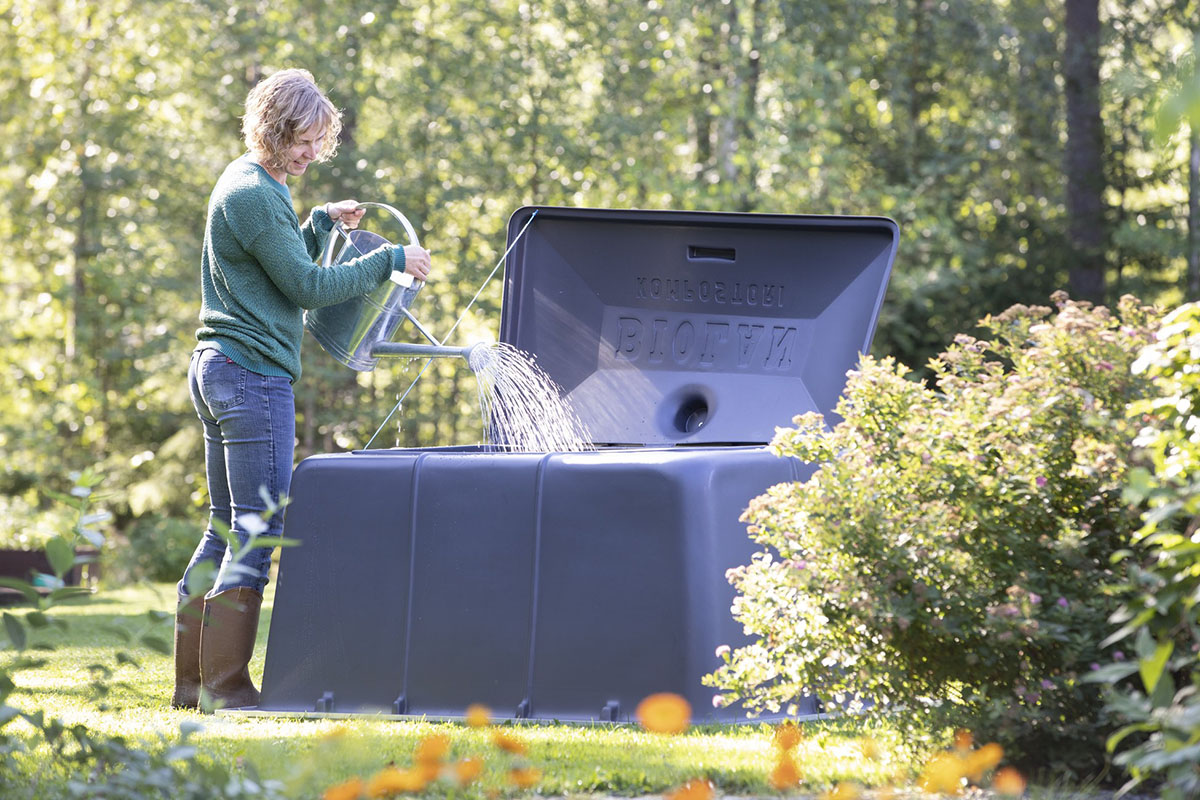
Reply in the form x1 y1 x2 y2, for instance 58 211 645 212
256 207 897 722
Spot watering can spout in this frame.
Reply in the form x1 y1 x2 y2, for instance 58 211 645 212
369 341 487 369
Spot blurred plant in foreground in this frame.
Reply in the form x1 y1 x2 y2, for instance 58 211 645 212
1092 302 1200 798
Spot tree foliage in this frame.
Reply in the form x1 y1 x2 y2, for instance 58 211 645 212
0 0 1196 573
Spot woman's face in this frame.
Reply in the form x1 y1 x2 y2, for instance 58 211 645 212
281 124 326 180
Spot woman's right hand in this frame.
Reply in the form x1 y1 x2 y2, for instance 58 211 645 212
402 244 431 280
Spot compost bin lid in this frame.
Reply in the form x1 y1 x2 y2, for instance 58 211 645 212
499 206 897 446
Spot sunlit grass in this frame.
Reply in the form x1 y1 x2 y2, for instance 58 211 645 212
2 583 912 798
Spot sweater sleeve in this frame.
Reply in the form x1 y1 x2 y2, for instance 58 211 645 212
242 203 400 310
300 206 334 261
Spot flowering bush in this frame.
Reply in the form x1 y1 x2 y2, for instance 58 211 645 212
1096 302 1200 797
707 294 1160 777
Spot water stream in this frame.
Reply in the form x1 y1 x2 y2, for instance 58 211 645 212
467 342 594 453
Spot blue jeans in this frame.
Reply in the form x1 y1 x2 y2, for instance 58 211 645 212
181 347 295 599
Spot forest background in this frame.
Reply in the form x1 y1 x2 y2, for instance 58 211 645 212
1 0 1198 581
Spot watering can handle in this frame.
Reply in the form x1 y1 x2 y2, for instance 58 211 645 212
319 202 422 287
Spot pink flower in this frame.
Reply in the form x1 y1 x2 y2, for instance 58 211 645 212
1113 650 1126 661
1040 679 1054 690
1057 597 1069 609
712 695 725 708
1035 476 1047 488
1028 592 1042 605
1096 361 1114 371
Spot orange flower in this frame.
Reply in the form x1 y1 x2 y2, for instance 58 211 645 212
323 778 364 800
635 693 692 735
365 767 428 797
508 766 542 789
918 752 965 795
666 778 714 800
415 760 441 784
415 733 450 765
454 757 484 787
953 729 974 752
492 729 528 755
992 767 1026 796
773 722 802 752
963 742 1004 781
769 755 803 790
466 703 492 728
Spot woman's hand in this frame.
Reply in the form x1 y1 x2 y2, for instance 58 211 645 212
325 200 366 230
402 244 431 280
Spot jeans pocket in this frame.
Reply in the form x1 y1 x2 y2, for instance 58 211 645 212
198 352 247 411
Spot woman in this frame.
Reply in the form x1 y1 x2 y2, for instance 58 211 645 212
172 68 431 711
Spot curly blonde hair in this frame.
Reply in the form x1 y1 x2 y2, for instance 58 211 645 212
242 68 342 170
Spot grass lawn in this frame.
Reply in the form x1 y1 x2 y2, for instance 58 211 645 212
2 583 972 799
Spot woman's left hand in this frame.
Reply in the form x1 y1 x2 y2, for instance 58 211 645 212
326 200 366 230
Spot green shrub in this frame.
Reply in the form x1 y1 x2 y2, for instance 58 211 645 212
1095 302 1200 797
707 294 1160 779
105 515 198 584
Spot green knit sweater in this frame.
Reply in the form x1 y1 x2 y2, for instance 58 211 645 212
196 154 404 382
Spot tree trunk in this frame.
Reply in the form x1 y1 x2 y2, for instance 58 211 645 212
1064 0 1106 302
737 0 762 211
1189 124 1200 299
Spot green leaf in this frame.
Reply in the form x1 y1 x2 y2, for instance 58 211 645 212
1123 467 1156 504
0 578 38 603
1149 669 1176 708
179 720 204 737
165 744 197 762
46 587 90 603
3 613 27 650
77 527 105 547
211 518 237 549
1080 662 1140 684
1102 609 1155 648
1107 721 1158 753
45 536 75 578
183 561 217 598
1140 639 1175 695
40 488 80 508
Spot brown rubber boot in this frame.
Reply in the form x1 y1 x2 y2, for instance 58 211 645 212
170 593 206 709
199 587 264 711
